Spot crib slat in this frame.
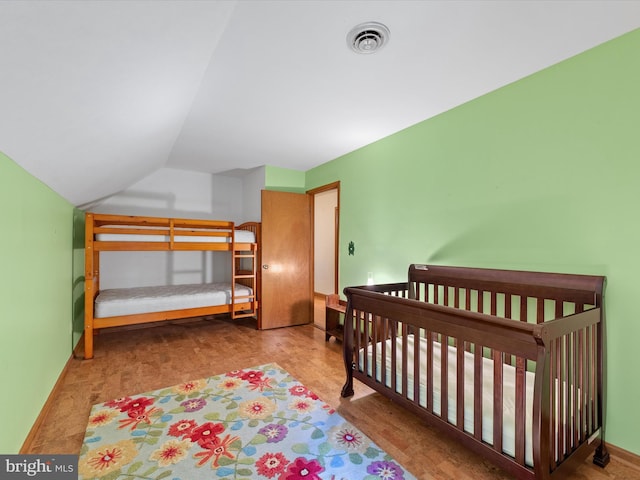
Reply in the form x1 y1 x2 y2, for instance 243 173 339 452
456 339 464 429
585 327 596 432
571 332 580 450
558 335 566 461
490 291 497 316
492 350 503 453
370 313 378 384
473 345 483 441
380 315 387 390
577 329 584 445
401 323 409 397
515 356 526 465
427 331 434 413
564 333 571 453
565 333 576 453
357 309 365 375
462 290 473 354
414 327 421 404
441 335 449 422
537 297 545 324
391 319 397 397
504 295 514 365
592 324 598 432
565 331 572 452
549 338 558 469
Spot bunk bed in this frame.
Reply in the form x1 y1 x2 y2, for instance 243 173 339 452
84 212 260 359
341 264 608 480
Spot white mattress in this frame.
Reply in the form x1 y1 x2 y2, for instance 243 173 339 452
94 282 253 318
95 228 255 243
360 335 536 466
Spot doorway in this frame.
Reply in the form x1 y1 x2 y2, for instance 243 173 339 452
308 182 340 328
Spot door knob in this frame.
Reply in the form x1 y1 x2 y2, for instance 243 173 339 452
262 264 269 269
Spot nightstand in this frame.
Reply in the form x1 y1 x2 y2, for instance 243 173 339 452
325 294 346 342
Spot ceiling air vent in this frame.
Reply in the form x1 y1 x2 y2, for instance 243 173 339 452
347 22 390 54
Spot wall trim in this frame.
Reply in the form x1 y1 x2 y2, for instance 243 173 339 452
19 353 75 454
607 443 640 473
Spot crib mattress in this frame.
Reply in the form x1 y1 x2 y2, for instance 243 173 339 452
95 228 255 243
360 335 536 466
95 283 253 318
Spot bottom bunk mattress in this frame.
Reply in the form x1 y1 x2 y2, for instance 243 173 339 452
94 282 253 318
359 334 537 466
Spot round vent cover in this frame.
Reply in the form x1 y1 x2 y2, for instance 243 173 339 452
347 22 390 54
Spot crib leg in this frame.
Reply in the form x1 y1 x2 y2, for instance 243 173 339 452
341 363 354 397
341 380 354 398
593 442 610 468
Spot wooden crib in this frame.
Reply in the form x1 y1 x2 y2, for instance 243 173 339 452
341 264 608 480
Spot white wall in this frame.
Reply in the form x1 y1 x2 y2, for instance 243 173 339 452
241 166 265 223
93 167 243 219
314 189 337 295
91 167 263 288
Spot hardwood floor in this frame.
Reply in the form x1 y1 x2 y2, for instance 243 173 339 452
25 310 640 479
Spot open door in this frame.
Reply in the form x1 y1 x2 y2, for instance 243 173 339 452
260 190 312 329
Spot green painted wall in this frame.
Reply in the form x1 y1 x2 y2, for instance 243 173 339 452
306 29 640 455
0 152 74 453
265 165 306 193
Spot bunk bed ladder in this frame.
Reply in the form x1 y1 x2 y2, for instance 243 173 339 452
231 233 258 319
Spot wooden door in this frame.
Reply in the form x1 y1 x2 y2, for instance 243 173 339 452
260 190 312 329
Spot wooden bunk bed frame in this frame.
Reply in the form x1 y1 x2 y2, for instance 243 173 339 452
84 212 260 359
342 264 608 480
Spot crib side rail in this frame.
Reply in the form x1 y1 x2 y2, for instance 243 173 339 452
406 264 608 473
533 308 605 477
408 264 604 312
349 282 410 297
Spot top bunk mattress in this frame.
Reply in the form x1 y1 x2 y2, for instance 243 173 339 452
95 228 255 243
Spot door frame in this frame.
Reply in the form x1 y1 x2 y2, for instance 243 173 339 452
307 181 340 296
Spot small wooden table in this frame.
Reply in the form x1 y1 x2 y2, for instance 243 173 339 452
325 294 346 342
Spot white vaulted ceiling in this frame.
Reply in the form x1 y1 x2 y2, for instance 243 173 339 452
1 1 638 206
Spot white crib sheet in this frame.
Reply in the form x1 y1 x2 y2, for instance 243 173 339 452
95 282 253 318
360 335 535 466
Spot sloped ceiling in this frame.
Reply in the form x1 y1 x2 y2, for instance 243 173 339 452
1 1 638 207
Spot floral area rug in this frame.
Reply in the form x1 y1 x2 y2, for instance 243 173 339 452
79 363 415 480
